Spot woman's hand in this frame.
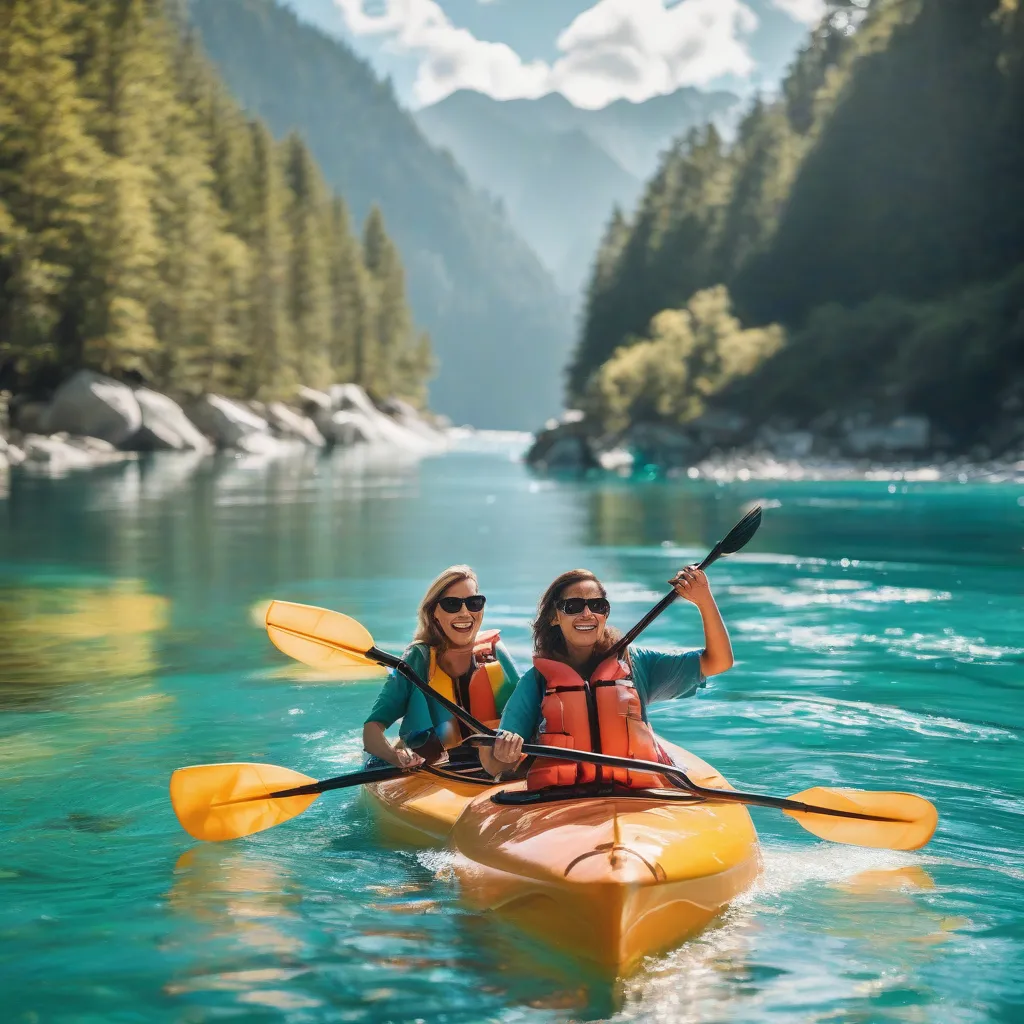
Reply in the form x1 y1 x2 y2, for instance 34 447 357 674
492 729 525 765
669 566 712 605
393 746 425 770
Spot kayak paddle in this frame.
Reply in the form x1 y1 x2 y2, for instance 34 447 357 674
264 599 495 738
169 758 495 842
465 735 937 851
607 504 762 661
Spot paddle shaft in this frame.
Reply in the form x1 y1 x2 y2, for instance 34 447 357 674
467 735 910 824
269 759 492 799
607 507 761 660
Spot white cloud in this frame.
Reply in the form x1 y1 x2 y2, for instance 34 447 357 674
332 0 760 108
769 0 827 26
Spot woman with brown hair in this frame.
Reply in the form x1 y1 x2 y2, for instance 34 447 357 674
479 566 733 783
362 565 520 770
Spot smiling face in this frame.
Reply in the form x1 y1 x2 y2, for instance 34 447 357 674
552 579 608 657
432 577 483 650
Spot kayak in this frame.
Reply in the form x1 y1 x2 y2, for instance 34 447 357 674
364 739 761 974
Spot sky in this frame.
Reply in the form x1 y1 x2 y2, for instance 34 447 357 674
287 0 829 110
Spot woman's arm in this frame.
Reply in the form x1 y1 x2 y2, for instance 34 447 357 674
670 566 734 676
362 721 424 769
479 668 541 777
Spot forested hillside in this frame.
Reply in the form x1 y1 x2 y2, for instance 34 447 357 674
414 87 739 297
0 0 429 406
571 0 1024 450
191 0 575 430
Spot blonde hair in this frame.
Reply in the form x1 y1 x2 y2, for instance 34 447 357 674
411 564 479 652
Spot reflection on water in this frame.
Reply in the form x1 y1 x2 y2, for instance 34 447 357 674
0 579 168 708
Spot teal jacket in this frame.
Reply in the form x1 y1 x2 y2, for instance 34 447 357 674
497 647 706 742
364 641 521 745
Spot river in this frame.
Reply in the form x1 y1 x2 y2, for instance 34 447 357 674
1 440 1021 1022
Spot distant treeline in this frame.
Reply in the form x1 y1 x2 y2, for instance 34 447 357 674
0 0 432 406
573 0 1024 443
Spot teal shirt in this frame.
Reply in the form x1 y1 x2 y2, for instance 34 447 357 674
497 647 706 741
364 641 521 744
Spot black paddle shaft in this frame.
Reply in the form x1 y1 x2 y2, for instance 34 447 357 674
466 735 909 824
607 505 763 660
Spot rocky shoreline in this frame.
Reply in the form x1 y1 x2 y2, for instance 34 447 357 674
526 409 1024 483
0 370 448 481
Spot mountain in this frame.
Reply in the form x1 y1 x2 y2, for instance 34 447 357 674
190 0 574 430
570 0 1024 450
415 88 741 297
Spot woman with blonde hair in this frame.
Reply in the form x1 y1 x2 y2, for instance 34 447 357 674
362 565 520 769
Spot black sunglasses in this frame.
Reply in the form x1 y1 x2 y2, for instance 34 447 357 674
437 595 487 613
556 597 610 616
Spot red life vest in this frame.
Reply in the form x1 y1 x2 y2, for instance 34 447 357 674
430 629 506 747
527 653 675 790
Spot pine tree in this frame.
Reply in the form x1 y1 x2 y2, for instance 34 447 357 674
326 195 368 383
0 0 105 373
245 122 295 398
284 133 331 389
362 204 413 395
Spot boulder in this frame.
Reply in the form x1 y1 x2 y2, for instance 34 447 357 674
186 394 269 449
131 389 214 453
43 370 142 447
11 399 49 435
266 401 326 447
623 423 698 469
19 433 135 475
296 386 333 422
319 384 443 453
319 409 375 447
525 422 597 471
234 432 307 457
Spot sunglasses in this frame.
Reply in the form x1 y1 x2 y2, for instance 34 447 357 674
556 597 610 616
437 595 487 614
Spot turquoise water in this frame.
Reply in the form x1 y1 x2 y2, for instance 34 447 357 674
1 443 1022 1023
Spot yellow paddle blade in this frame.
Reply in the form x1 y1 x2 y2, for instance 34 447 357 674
264 600 383 674
784 788 938 851
170 762 320 842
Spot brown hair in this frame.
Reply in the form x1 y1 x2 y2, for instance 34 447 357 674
532 568 621 664
411 564 479 652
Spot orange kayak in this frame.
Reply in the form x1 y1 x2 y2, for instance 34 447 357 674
364 740 761 974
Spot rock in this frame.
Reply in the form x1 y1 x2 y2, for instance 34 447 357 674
19 433 135 475
525 422 597 471
296 386 332 417
129 389 213 453
539 434 595 471
43 370 142 447
234 432 307 457
376 396 447 445
319 409 375 447
598 447 634 473
844 415 930 455
11 399 49 435
266 401 326 447
3 443 25 468
320 384 445 453
186 394 269 449
623 423 698 469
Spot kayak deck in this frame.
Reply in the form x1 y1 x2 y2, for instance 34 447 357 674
363 741 761 973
